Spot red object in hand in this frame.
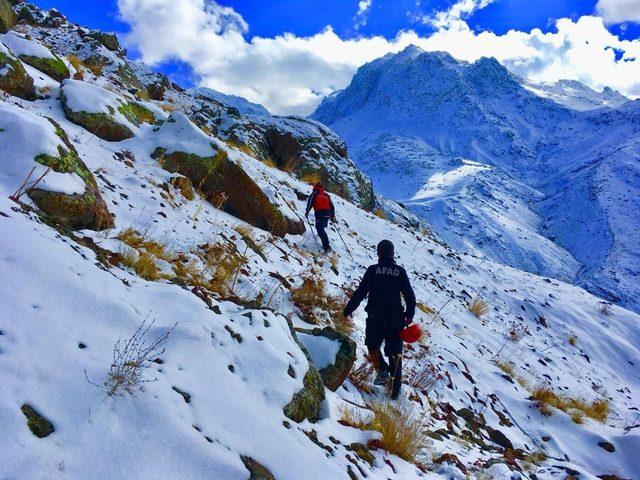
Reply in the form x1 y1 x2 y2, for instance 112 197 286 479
399 323 422 343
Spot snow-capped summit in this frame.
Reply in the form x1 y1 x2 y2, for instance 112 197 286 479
311 47 640 313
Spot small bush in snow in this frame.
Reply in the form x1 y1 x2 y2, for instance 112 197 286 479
347 361 375 394
90 317 176 397
598 302 613 316
467 297 489 318
406 363 443 394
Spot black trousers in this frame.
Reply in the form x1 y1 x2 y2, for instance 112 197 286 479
315 214 330 250
366 310 404 397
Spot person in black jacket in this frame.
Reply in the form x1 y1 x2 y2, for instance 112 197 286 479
343 239 416 399
305 183 335 253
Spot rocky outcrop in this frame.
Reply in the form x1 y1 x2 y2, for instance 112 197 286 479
29 119 114 230
0 0 16 33
282 318 325 423
189 103 375 211
153 147 304 237
86 30 120 52
21 404 54 438
0 45 36 99
296 326 356 391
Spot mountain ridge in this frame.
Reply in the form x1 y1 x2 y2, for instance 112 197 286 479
311 45 640 312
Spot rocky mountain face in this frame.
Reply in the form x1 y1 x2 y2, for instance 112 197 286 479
311 45 640 313
1 4 639 480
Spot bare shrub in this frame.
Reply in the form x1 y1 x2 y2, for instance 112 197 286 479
406 363 443 394
598 302 613 316
88 317 176 397
348 361 375 394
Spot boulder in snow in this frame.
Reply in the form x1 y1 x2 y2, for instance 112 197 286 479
0 0 16 33
240 456 276 480
0 104 114 230
153 113 305 237
1 32 69 82
296 326 356 392
60 79 135 141
21 404 54 438
0 41 36 99
283 319 325 423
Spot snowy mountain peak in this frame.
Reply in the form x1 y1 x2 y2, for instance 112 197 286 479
522 78 629 111
191 87 270 116
311 48 640 313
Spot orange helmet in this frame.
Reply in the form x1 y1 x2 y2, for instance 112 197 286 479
399 324 422 343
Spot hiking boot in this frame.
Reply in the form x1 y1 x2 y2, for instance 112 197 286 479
373 368 389 386
323 245 332 254
390 384 401 400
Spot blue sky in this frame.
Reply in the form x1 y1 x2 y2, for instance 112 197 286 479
29 0 640 114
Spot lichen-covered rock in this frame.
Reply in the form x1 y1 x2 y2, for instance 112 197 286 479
60 79 134 141
155 148 303 237
296 326 356 391
152 115 304 238
283 318 325 423
0 43 36 99
241 456 276 480
86 30 120 52
28 119 114 230
0 0 16 33
20 54 69 82
21 404 54 438
1 31 70 82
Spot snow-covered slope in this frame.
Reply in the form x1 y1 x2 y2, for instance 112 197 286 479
311 45 640 313
522 79 629 111
191 86 270 116
1 6 640 480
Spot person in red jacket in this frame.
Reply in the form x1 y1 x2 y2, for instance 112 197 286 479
305 183 335 253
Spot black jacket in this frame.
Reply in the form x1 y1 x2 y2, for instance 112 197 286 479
343 258 416 320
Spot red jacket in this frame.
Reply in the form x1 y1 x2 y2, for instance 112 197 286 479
306 184 335 218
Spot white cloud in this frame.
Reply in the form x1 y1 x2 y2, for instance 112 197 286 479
428 0 496 30
354 0 373 29
596 0 640 24
117 0 640 115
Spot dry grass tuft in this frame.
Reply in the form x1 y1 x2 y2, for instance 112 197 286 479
117 245 166 281
493 359 516 378
368 401 429 462
406 364 443 393
530 385 610 423
199 241 248 297
416 302 435 315
290 270 345 328
87 316 175 397
300 171 322 185
568 335 578 346
117 228 172 262
468 297 489 318
373 208 387 219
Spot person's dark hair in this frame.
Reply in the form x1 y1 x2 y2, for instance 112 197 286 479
377 239 394 259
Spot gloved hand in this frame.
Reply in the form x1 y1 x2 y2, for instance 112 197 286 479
330 216 336 224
